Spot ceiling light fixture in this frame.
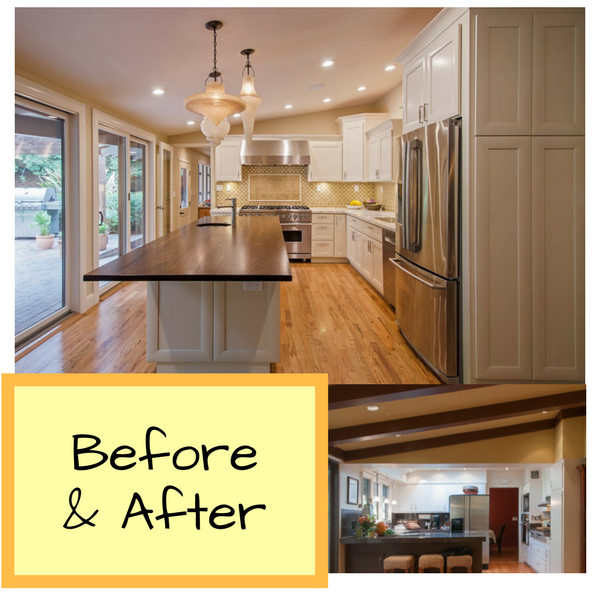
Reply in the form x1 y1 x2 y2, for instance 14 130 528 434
357 86 367 91
322 60 335 67
384 65 396 71
323 98 332 103
285 105 293 109
187 121 196 125
153 89 166 95
366 405 379 412
184 21 247 147
238 48 263 148
395 434 401 437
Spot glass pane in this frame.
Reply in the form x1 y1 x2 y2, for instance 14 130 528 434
130 140 145 250
180 166 188 209
198 164 204 204
15 103 65 336
98 129 126 277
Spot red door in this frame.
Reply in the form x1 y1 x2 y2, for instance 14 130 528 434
489 488 519 550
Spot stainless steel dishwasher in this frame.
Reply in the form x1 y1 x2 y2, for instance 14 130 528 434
383 228 396 307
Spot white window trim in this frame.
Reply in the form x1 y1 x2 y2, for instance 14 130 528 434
91 109 156 303
15 75 90 313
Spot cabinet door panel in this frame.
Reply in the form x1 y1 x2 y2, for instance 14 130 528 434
403 52 426 133
475 13 532 135
474 137 532 380
368 135 379 181
308 141 343 181
371 239 384 294
532 137 584 381
378 129 393 182
215 140 242 181
427 22 461 123
532 14 585 136
334 214 347 257
343 121 364 181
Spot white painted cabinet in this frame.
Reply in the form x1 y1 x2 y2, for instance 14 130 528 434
308 141 342 182
402 22 461 134
399 485 431 513
530 539 548 573
347 217 384 294
311 213 346 260
367 121 394 182
215 139 242 182
347 223 362 271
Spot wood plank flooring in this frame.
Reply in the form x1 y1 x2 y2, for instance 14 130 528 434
16 263 439 383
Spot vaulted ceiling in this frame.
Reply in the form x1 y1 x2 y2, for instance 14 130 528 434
329 384 586 463
15 7 442 137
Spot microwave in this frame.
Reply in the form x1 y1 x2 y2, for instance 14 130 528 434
523 493 530 512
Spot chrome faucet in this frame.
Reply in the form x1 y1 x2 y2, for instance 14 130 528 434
221 197 237 226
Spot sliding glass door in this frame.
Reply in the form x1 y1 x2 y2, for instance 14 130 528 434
15 99 70 340
97 128 149 286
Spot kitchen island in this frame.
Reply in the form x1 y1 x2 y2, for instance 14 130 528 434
84 217 291 373
341 533 486 573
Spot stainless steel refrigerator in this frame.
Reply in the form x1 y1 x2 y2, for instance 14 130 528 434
450 494 490 567
392 118 461 383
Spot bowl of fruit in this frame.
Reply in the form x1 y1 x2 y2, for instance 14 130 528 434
364 199 382 211
345 200 363 210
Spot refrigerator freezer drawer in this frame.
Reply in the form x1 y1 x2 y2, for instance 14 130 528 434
393 256 458 381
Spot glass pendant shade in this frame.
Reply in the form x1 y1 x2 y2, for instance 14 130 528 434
200 117 230 147
239 74 263 148
184 81 246 128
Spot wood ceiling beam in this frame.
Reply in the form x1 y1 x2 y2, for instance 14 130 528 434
554 405 586 424
327 445 346 461
343 420 557 462
328 384 493 410
329 390 586 445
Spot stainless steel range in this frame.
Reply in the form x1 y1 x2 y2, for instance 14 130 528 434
239 204 311 261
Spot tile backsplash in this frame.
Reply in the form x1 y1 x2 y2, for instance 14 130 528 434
216 165 378 208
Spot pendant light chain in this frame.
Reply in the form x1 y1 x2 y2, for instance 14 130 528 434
212 25 218 80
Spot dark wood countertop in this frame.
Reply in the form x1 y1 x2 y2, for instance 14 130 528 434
341 533 485 544
83 216 292 282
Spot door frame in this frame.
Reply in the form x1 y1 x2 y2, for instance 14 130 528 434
178 158 191 228
91 109 156 301
157 142 174 237
328 459 340 573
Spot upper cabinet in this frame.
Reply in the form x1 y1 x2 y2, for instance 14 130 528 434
401 21 461 133
366 120 400 182
532 13 585 136
308 141 342 182
215 139 242 182
475 11 584 136
337 114 388 181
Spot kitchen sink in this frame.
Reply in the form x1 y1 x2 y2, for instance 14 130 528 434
375 217 396 223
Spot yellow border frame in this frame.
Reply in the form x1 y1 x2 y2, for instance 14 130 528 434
2 373 329 588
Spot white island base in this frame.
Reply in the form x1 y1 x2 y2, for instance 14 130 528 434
146 281 281 373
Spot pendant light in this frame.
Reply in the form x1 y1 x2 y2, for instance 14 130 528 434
184 21 246 147
238 49 263 148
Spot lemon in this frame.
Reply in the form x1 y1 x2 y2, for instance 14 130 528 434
350 200 362 206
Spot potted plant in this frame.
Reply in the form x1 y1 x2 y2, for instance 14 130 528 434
357 515 376 538
99 222 108 251
30 210 54 250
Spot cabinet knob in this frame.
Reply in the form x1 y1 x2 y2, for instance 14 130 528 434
418 106 423 124
423 103 429 122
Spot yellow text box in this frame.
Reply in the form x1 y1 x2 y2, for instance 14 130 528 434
2 374 328 588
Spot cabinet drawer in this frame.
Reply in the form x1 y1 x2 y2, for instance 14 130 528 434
313 223 334 240
312 213 334 224
361 222 383 242
532 556 545 573
312 240 334 257
348 216 363 229
531 541 546 560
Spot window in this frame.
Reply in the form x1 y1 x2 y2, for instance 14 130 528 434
383 484 389 520
198 163 211 205
362 477 371 508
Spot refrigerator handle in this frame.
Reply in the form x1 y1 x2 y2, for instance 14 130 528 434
402 138 423 252
391 259 446 291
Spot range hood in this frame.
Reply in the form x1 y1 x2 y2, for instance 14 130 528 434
240 140 310 166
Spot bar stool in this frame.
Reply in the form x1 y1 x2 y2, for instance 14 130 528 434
446 555 473 573
418 554 445 573
383 555 415 573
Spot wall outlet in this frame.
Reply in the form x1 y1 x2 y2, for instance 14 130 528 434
216 184 223 191
354 185 359 192
244 282 263 291
226 184 232 191
316 184 321 192
380 186 383 193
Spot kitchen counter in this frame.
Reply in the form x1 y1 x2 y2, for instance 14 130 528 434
84 217 291 282
341 534 486 573
84 218 290 373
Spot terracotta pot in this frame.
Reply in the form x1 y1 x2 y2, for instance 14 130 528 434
35 234 55 250
99 233 108 251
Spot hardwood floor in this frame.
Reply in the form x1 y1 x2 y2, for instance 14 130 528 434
16 263 439 383
485 548 534 573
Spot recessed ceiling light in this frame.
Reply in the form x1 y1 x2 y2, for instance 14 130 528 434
357 86 367 91
308 84 325 90
285 105 293 109
232 113 241 117
187 121 196 125
542 410 548 414
464 468 467 471
384 65 396 71
395 434 401 437
366 405 379 411
152 88 166 95
323 98 332 103
322 60 335 67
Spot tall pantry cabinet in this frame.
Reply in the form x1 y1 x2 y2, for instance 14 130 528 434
397 8 585 383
